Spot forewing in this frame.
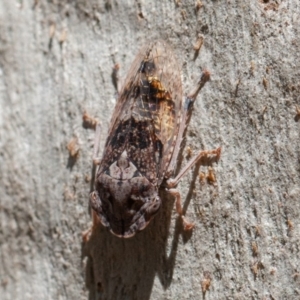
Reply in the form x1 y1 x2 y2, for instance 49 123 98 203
106 45 149 139
99 41 182 185
139 41 182 183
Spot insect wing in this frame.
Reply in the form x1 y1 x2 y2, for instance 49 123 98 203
140 41 182 183
99 41 182 185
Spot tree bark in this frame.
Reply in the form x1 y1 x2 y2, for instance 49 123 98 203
1 1 300 299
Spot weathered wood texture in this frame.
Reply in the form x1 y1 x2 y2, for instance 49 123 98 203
1 1 300 299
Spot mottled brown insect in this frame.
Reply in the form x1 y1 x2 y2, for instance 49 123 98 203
88 40 221 238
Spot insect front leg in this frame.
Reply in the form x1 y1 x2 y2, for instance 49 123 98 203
166 147 221 230
82 191 102 242
82 207 100 243
166 70 211 176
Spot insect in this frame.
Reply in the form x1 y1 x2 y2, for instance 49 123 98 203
88 40 221 238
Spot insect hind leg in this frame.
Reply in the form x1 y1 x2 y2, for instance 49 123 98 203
167 148 221 188
166 147 221 231
167 188 195 230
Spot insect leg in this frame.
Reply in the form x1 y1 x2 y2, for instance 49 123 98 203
166 70 211 175
166 147 221 230
82 210 99 243
93 123 102 165
167 188 195 230
82 192 102 242
167 147 221 188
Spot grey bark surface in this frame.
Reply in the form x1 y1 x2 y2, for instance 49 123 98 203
1 1 300 299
